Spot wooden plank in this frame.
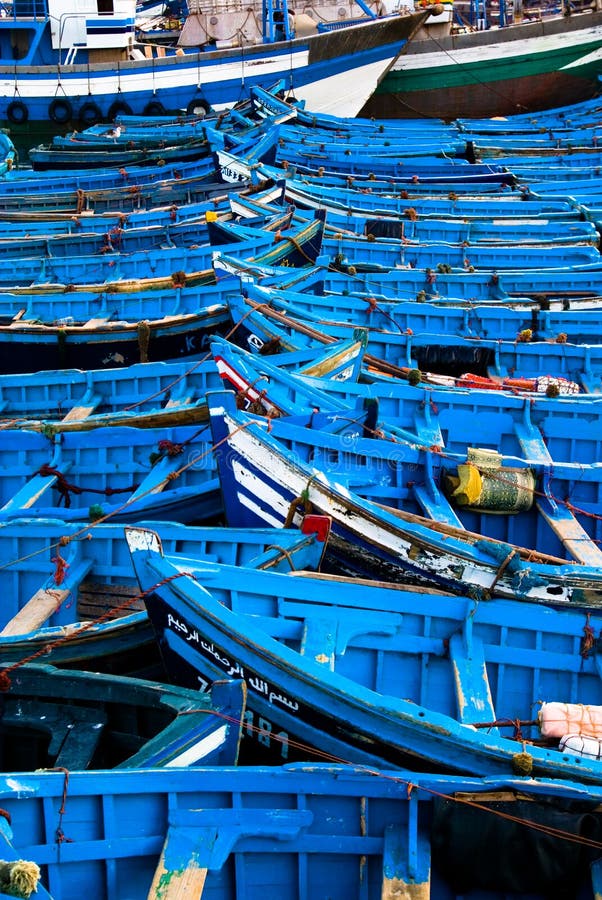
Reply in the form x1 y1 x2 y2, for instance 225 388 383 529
0 587 70 635
148 807 314 897
81 317 111 329
129 455 181 499
514 418 602 565
61 404 98 422
164 396 193 409
1 558 93 635
77 582 143 620
0 463 71 513
381 820 430 900
537 498 602 567
378 501 571 566
300 617 336 668
412 483 463 527
61 393 102 422
148 827 207 899
449 632 498 732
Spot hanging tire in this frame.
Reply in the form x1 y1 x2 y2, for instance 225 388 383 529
48 98 73 124
108 99 133 122
78 101 102 127
143 100 166 117
6 100 28 125
186 97 210 117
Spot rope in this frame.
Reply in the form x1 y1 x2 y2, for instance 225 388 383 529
274 231 317 265
284 476 317 528
581 613 596 659
34 464 138 509
264 544 296 571
206 710 602 852
0 570 192 689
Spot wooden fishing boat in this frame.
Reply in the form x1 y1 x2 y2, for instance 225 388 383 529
237 278 602 346
0 661 245 770
204 389 602 601
210 376 602 562
212 336 602 565
0 764 600 899
0 662 246 772
0 292 231 373
0 211 324 289
209 214 602 271
0 153 217 196
0 172 241 217
363 9 602 120
0 517 329 673
238 250 602 308
28 138 211 171
0 215 222 260
0 421 221 525
226 291 602 393
0 178 284 238
0 330 365 431
230 186 601 247
126 522 602 784
0 1 428 127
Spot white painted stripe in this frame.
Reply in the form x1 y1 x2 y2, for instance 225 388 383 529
563 47 602 69
392 26 601 72
165 724 227 766
238 492 285 528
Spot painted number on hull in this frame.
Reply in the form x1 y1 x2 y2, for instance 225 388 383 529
243 710 290 760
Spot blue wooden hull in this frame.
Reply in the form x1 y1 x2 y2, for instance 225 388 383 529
0 357 225 426
126 523 602 785
28 139 210 171
0 662 245 770
0 518 327 671
230 188 600 246
208 216 602 270
0 423 221 524
240 276 602 346
0 309 231 374
0 764 600 899
206 390 602 602
227 293 602 393
0 155 215 196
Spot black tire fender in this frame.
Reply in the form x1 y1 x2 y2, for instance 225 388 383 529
108 99 133 122
48 98 73 124
186 97 210 117
78 101 103 127
6 100 28 125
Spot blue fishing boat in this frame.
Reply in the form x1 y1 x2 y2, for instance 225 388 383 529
226 291 602 393
0 331 364 430
0 153 217 195
0 516 329 672
0 215 220 259
0 1 427 126
236 278 602 347
126 522 602 784
0 286 231 373
28 138 211 171
208 215 602 271
0 764 600 899
204 389 602 601
0 422 220 525
229 184 601 246
212 375 602 563
0 662 244 770
0 170 240 217
0 176 284 236
0 212 325 289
